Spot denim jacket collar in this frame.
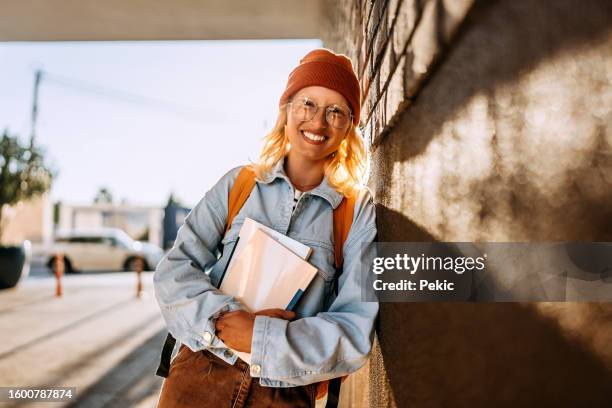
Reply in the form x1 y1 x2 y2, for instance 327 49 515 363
257 157 344 209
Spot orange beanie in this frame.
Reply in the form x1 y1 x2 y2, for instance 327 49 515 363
279 49 361 125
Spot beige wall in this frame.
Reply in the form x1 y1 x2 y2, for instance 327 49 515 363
2 193 53 245
324 0 612 406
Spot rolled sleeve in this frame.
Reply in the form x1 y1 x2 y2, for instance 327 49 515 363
153 166 246 353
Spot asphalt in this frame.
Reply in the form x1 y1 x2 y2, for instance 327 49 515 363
0 264 166 408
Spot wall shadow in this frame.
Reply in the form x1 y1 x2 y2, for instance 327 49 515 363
66 330 165 408
373 207 612 406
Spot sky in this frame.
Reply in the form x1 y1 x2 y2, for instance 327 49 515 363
0 39 321 208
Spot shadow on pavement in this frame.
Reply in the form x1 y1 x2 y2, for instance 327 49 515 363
0 297 138 361
67 329 166 408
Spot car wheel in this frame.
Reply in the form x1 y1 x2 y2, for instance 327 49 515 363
47 256 74 274
124 257 149 272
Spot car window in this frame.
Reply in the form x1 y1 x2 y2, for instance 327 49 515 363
86 237 102 244
85 237 115 245
59 235 119 245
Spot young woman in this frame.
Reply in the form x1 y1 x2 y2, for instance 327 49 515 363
154 48 378 408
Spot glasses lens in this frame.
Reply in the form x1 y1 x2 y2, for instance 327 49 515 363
291 98 317 122
326 105 351 129
289 98 352 128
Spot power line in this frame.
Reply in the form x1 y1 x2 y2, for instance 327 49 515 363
39 70 227 124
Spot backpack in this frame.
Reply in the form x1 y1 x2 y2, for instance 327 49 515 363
156 166 355 407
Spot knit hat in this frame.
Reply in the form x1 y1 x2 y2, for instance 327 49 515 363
279 48 361 126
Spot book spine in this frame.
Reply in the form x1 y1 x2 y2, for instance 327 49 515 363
286 289 305 311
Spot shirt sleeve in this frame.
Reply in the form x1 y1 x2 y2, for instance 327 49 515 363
249 189 379 386
153 166 246 352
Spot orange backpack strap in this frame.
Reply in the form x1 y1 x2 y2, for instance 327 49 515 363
225 166 257 233
225 165 355 271
332 194 356 269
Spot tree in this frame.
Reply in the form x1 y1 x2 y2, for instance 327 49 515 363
53 201 61 226
93 187 113 204
0 130 54 243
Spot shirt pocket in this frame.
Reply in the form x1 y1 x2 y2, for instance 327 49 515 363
299 238 339 311
206 229 240 284
300 238 336 282
310 244 337 311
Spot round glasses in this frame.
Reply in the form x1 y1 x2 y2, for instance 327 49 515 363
287 97 353 129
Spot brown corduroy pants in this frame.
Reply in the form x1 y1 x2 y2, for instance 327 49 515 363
157 345 316 408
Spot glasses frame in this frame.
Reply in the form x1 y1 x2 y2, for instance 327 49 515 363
286 96 353 130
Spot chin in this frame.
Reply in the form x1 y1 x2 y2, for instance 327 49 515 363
291 148 328 163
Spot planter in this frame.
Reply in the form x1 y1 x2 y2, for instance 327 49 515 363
0 241 31 289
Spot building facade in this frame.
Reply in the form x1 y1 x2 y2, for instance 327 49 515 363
58 203 164 247
1 193 53 245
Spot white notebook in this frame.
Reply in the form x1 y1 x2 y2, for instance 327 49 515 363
226 218 312 272
219 220 317 363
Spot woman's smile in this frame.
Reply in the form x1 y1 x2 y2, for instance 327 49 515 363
300 129 328 145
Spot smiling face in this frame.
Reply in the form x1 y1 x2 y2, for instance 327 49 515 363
285 86 352 165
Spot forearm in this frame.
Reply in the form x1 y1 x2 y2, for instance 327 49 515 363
249 307 377 385
155 273 245 351
153 166 246 351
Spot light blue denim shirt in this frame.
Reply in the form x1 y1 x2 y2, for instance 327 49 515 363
153 158 378 387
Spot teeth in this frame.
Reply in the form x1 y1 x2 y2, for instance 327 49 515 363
303 131 325 142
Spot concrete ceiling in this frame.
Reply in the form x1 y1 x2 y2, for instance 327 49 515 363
0 0 323 41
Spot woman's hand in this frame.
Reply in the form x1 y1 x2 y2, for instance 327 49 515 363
215 309 296 353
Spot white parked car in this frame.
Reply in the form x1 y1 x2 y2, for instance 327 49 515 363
39 228 165 273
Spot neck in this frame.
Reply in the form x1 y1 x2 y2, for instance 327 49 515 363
284 154 325 191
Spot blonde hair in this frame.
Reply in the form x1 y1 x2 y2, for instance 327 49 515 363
251 105 367 197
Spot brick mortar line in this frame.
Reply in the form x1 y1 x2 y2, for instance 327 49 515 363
371 1 477 146
364 0 427 126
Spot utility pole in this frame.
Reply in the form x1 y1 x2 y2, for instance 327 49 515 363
30 69 42 149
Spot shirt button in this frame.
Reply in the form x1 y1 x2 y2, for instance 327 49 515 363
250 364 261 375
202 331 213 343
224 349 233 358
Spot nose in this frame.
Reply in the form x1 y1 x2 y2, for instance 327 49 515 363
311 108 328 128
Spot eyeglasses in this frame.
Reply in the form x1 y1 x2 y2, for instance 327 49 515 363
287 97 353 129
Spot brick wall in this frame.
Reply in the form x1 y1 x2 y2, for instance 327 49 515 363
323 0 612 406
323 0 473 146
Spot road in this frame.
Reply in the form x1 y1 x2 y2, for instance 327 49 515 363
0 264 165 408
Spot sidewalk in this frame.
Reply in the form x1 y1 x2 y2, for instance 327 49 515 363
0 271 165 408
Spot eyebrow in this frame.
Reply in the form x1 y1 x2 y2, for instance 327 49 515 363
295 95 349 108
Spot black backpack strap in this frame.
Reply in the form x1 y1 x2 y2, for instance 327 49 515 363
325 377 342 408
156 332 177 378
